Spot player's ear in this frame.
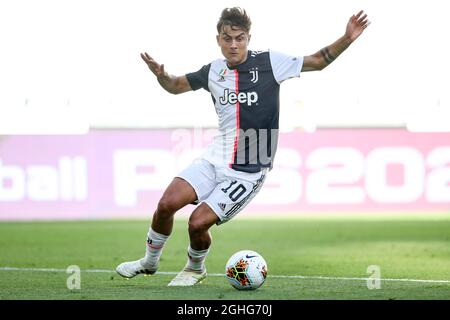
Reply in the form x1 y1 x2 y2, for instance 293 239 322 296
216 34 220 46
247 34 251 44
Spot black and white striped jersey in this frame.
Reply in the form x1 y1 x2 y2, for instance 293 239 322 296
186 50 303 173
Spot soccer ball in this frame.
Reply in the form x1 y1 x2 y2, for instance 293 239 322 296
225 250 268 290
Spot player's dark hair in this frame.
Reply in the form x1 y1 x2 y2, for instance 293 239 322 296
217 7 251 34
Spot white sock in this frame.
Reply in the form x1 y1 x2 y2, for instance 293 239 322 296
185 245 209 272
142 228 169 266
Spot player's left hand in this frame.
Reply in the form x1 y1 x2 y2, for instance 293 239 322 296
346 10 370 42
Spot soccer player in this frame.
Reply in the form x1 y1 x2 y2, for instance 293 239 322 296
116 7 370 286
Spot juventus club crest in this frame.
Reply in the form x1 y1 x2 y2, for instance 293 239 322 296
249 67 259 83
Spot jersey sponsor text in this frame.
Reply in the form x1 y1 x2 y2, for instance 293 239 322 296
219 89 259 106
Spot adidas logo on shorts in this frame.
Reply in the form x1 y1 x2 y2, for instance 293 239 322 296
218 203 227 211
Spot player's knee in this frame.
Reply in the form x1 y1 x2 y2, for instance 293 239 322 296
188 216 208 235
156 196 178 218
188 207 217 235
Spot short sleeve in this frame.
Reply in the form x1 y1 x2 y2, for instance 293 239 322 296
186 64 211 92
269 50 304 84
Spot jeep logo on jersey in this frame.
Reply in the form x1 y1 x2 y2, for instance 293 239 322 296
219 89 258 106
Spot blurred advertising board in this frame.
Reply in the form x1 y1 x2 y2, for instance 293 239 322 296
1 129 449 220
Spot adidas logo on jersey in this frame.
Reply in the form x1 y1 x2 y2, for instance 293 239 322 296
219 89 259 106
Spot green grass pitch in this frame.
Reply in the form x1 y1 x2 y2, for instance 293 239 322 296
0 215 449 300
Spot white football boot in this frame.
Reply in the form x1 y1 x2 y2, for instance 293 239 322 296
167 267 207 286
116 258 158 279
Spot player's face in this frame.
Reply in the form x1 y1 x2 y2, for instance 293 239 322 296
217 26 251 67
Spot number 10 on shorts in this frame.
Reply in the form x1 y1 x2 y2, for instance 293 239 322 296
221 180 247 202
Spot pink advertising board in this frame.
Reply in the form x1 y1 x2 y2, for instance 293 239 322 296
0 129 449 220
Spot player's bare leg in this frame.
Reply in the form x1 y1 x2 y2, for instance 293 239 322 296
116 178 197 279
187 203 219 250
151 177 198 235
168 203 218 286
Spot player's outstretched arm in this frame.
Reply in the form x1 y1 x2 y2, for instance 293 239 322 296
140 52 192 94
301 10 370 72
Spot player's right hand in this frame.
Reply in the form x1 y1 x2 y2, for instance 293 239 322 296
140 52 166 78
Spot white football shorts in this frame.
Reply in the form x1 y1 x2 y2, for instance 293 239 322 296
176 158 267 225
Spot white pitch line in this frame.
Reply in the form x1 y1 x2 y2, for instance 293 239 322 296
1 266 449 284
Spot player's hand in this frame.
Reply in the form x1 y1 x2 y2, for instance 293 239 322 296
140 52 168 79
345 10 370 42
